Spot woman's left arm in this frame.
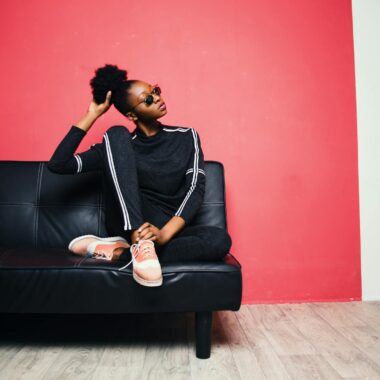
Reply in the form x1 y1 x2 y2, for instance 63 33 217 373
159 215 186 244
137 128 206 245
136 216 185 245
161 128 206 241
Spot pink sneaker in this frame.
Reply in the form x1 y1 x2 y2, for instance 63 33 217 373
86 240 130 261
118 239 163 287
68 234 130 261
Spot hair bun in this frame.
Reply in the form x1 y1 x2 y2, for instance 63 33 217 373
90 64 128 104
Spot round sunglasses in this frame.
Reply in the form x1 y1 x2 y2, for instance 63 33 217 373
131 85 162 110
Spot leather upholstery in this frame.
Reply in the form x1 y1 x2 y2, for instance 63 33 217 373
0 160 242 314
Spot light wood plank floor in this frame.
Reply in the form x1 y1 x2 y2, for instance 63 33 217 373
0 301 380 379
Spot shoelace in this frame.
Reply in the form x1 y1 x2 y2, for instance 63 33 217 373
88 242 128 259
117 239 155 271
94 251 109 258
86 250 110 259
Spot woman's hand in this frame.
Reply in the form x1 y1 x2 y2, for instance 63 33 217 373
87 90 112 119
136 222 170 246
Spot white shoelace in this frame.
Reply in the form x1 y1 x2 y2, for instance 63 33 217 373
94 251 110 259
117 239 155 271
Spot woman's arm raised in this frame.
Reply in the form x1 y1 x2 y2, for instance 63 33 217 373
172 128 206 225
47 91 112 174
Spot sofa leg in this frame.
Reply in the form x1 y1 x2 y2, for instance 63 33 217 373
195 311 213 359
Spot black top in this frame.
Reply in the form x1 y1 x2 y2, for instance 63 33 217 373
47 122 206 225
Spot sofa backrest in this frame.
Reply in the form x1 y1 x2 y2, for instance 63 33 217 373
0 160 228 248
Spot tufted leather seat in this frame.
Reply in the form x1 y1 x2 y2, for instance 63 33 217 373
0 159 242 358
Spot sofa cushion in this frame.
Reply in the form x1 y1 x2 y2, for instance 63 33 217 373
0 246 242 314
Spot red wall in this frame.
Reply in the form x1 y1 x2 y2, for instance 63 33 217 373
0 0 361 303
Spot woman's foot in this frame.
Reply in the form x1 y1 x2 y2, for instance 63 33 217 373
118 239 163 287
68 234 130 259
86 240 130 261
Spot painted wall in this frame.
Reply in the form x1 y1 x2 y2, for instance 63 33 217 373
352 0 380 301
0 0 361 303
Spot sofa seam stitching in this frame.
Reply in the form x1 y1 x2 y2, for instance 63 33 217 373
34 163 43 248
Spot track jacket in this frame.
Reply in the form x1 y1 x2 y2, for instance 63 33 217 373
47 122 206 226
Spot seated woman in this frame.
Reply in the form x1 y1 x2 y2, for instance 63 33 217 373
47 64 232 288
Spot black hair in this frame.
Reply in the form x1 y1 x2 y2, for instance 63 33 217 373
89 64 137 115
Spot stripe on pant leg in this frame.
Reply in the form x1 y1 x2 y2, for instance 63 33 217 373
104 132 132 230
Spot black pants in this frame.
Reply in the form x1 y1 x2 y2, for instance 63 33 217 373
101 125 232 263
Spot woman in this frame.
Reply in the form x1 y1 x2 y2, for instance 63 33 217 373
47 64 232 287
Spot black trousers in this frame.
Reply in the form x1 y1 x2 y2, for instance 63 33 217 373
100 125 232 263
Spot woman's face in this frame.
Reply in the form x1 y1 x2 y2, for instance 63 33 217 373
126 81 167 121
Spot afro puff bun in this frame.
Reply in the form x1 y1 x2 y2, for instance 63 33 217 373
90 64 128 105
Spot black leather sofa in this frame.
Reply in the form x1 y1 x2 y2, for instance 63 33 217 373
0 159 242 359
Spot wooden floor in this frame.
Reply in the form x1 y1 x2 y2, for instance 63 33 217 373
0 301 380 379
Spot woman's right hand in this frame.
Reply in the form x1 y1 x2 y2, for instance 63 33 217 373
87 90 112 118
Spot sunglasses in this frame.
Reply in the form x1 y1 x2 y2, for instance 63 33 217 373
131 84 162 110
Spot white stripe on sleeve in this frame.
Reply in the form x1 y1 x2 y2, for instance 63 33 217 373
175 128 199 217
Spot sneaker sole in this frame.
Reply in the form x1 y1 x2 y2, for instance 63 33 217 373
133 270 163 287
68 234 129 251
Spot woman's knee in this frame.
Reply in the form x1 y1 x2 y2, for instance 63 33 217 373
206 226 232 259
